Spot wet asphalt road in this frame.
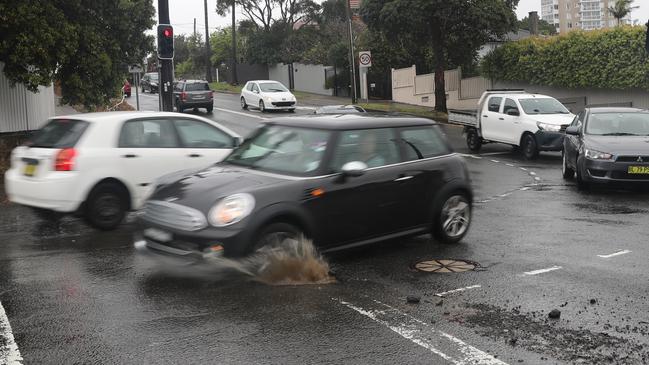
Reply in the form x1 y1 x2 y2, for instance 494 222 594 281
1 94 649 364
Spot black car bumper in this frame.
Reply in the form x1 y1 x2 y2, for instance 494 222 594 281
535 130 565 151
179 100 213 108
583 158 649 183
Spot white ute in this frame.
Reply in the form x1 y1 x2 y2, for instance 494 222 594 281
449 90 575 159
5 112 241 230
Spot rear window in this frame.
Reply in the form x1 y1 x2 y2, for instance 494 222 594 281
27 119 89 148
185 83 209 91
400 126 450 160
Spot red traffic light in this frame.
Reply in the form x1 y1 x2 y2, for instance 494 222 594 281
163 27 173 38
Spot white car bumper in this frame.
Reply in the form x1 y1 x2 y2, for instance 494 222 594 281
264 101 296 110
4 168 83 212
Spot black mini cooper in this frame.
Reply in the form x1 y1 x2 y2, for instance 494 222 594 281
135 114 473 260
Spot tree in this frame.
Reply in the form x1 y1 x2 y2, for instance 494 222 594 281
174 34 209 79
518 16 557 35
608 0 638 25
361 0 518 112
0 0 155 109
216 0 319 31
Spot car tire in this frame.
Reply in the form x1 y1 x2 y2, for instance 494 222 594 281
252 222 302 254
84 183 127 230
259 100 266 113
241 97 248 109
576 160 590 191
466 128 482 153
177 102 184 113
562 151 574 179
432 192 471 244
522 134 539 160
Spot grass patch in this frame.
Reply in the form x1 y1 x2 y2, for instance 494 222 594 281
359 102 448 122
209 82 243 94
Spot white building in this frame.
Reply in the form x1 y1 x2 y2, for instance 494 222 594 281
541 0 634 34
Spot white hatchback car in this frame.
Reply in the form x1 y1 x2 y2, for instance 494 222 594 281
5 112 240 230
240 80 297 112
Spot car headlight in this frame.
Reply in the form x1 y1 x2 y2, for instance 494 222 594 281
585 149 613 160
208 193 255 227
537 122 561 132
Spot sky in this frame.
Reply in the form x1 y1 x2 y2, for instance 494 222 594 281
156 0 649 35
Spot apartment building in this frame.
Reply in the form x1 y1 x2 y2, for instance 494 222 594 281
541 0 633 33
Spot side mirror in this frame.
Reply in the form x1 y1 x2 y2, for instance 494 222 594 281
506 109 520 116
341 161 368 177
565 126 580 136
253 90 259 94
233 136 243 147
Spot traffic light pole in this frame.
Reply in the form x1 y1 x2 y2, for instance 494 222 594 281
158 0 174 112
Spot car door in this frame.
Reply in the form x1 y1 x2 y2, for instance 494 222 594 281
501 98 523 144
310 128 405 247
564 111 585 165
117 118 186 206
250 82 261 106
173 118 237 167
173 82 184 107
480 96 504 141
395 125 451 229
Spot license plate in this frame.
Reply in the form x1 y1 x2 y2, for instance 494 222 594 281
628 166 649 174
23 164 36 177
144 228 173 242
193 95 205 99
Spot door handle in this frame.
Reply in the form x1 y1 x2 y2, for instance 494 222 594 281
394 175 413 182
188 154 202 158
498 117 504 120
482 115 488 118
122 154 138 158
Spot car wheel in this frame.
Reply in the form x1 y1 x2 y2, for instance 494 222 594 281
206 106 213 113
433 192 471 244
259 100 266 113
84 183 127 230
252 222 302 255
562 150 574 179
241 97 248 109
576 159 590 191
522 134 539 160
466 128 482 152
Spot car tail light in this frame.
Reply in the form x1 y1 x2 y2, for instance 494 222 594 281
55 148 77 171
181 92 187 101
208 91 213 98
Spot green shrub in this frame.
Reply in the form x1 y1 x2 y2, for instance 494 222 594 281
481 26 649 90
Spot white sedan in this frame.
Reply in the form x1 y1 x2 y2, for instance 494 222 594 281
4 111 240 230
240 80 297 112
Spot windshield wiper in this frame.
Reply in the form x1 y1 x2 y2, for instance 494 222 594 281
601 132 638 136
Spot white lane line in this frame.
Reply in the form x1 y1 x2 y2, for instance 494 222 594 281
534 177 541 181
505 163 515 167
490 159 500 163
435 285 482 297
213 107 265 120
459 154 483 159
598 250 631 259
0 301 23 364
519 167 528 171
334 298 507 364
529 171 536 176
479 152 509 156
296 106 316 110
523 266 562 276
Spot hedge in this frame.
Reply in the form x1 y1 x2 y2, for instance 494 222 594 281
480 26 649 90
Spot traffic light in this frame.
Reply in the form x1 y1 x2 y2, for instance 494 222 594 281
157 24 174 60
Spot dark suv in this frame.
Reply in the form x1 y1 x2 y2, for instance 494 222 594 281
174 80 214 113
135 114 473 261
141 72 159 93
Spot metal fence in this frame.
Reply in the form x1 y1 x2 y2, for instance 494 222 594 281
0 63 55 133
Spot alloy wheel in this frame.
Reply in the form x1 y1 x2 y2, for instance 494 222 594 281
440 195 471 238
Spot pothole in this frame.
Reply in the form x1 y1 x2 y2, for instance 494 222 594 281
412 259 479 273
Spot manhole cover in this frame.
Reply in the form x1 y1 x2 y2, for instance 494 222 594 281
412 259 478 273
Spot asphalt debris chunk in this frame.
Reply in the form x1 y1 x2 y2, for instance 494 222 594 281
548 309 561 319
406 295 421 304
590 299 597 305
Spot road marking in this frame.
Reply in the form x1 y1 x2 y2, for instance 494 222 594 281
598 250 631 259
0 301 23 364
479 152 509 156
519 167 527 171
490 159 500 163
334 298 507 365
529 171 536 176
523 266 562 276
213 107 266 120
435 285 482 297
534 176 541 181
459 154 483 159
505 163 515 167
296 106 316 110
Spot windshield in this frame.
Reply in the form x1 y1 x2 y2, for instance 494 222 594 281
585 112 649 136
226 125 330 176
518 98 570 115
148 73 158 80
259 82 289 93
27 119 89 148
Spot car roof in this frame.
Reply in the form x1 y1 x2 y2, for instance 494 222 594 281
489 93 553 99
177 79 208 83
266 114 436 130
249 80 283 84
586 107 647 114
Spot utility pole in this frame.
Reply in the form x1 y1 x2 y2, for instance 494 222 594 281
345 0 357 104
231 2 238 85
204 0 213 82
158 0 174 111
193 18 197 37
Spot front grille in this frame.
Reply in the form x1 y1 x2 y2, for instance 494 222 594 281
142 200 207 231
611 171 649 180
616 155 649 163
271 101 295 107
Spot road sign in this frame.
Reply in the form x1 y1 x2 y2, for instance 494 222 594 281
128 64 143 73
359 51 371 68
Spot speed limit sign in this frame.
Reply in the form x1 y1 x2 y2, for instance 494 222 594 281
359 51 372 68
